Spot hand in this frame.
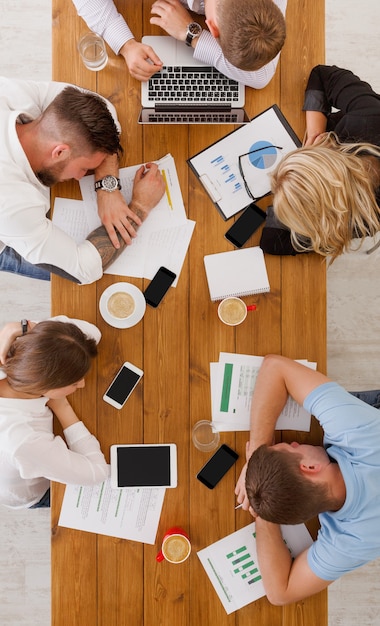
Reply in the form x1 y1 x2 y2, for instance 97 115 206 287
235 461 251 510
235 441 256 510
120 39 163 81
130 163 166 219
304 111 327 146
97 189 143 249
0 321 36 364
150 0 192 42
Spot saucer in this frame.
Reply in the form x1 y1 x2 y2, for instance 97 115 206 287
99 282 146 328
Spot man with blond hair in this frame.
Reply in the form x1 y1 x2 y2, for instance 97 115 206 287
72 0 286 88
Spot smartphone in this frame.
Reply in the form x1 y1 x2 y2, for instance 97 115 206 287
225 203 266 248
143 266 177 308
103 361 143 409
196 444 239 489
110 443 177 489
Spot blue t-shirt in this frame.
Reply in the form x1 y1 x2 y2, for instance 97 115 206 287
303 382 380 580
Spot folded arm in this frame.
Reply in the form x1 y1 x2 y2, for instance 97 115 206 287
255 518 331 605
235 355 330 508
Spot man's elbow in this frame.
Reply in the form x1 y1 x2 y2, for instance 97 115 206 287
266 590 292 606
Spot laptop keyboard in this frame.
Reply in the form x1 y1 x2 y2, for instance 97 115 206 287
147 66 240 103
144 111 242 124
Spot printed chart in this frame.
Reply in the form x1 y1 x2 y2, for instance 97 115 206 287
246 141 279 169
198 521 313 614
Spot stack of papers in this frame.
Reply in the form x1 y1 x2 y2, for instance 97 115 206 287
210 353 317 432
52 153 195 284
198 522 312 614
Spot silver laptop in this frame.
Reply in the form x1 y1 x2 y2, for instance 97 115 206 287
138 36 249 125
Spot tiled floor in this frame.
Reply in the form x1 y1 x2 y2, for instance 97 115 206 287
1 1 380 624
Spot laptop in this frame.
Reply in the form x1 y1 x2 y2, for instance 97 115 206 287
138 36 249 125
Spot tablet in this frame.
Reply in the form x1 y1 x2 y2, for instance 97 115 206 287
110 444 177 489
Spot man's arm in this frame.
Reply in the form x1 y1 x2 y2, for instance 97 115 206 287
235 355 330 507
87 162 165 269
72 0 162 80
255 518 332 605
150 0 287 89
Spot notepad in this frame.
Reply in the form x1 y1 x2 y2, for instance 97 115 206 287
204 247 270 301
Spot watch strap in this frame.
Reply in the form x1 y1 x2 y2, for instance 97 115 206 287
185 22 202 47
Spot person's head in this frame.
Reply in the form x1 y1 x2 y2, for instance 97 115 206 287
3 321 98 398
34 86 122 186
271 133 380 261
205 0 286 71
245 443 335 524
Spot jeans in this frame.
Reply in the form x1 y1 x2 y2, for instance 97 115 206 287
349 390 380 409
0 246 50 281
30 488 50 509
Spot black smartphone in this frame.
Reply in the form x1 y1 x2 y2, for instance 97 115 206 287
196 444 239 489
225 203 266 248
143 266 177 308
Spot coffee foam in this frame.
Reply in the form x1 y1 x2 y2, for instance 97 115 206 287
163 535 190 563
107 292 135 319
219 298 246 325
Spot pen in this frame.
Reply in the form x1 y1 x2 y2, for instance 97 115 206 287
235 503 243 509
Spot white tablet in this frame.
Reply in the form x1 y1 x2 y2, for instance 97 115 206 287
110 444 177 489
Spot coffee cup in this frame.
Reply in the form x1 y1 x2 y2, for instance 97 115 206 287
107 291 136 320
218 297 247 326
156 527 191 564
77 32 108 71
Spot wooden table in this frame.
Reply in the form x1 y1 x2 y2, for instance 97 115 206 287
51 1 327 624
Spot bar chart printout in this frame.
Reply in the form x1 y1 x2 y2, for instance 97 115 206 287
197 522 313 614
197 523 265 614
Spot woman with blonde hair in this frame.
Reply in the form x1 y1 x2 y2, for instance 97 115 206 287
0 316 108 509
260 65 380 259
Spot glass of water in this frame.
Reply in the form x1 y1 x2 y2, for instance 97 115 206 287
77 32 108 71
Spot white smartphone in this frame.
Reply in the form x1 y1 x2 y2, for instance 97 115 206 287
103 362 143 409
110 444 177 489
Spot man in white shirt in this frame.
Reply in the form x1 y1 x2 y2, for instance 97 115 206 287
73 0 287 89
0 77 165 284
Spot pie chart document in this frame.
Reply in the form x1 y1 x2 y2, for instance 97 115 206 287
188 105 301 220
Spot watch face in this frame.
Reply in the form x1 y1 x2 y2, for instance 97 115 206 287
188 22 202 36
102 175 118 191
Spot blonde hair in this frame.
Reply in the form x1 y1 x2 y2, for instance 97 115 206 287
218 0 286 71
271 133 380 261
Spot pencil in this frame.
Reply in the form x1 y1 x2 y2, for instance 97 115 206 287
161 168 173 210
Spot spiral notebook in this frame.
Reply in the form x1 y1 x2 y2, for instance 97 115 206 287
204 247 270 301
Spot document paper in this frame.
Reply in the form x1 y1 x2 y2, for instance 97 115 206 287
52 154 195 284
210 353 317 432
198 522 313 614
58 473 165 544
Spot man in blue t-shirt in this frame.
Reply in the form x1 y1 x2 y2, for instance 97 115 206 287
235 354 380 604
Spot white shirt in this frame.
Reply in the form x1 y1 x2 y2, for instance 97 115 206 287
72 0 287 89
0 77 120 284
0 316 109 509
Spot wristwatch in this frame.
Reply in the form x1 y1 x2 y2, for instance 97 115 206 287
185 22 202 47
94 175 121 192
